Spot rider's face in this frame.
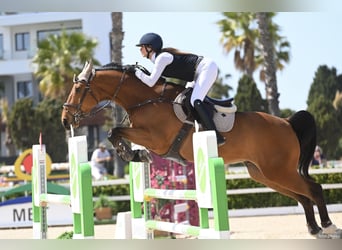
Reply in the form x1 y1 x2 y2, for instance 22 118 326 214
139 45 148 58
140 45 154 59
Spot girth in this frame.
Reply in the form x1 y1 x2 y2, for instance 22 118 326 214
160 123 193 166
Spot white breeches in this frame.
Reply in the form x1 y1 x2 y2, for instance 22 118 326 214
190 57 218 106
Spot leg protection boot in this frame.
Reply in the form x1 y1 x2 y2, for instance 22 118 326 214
193 99 225 146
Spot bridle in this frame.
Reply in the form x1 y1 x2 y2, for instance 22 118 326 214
63 70 112 126
63 63 176 127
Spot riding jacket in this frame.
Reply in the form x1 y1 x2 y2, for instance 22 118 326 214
135 51 218 106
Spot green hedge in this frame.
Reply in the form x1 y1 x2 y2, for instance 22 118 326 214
92 182 130 214
226 172 342 209
312 173 342 204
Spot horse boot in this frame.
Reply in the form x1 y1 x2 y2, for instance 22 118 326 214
193 99 226 146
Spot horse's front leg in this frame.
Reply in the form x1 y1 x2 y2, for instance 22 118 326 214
107 127 152 163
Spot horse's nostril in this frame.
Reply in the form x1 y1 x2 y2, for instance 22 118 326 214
62 119 70 130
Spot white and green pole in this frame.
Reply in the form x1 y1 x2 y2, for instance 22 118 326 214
68 135 94 239
32 143 48 239
193 127 230 238
32 135 94 239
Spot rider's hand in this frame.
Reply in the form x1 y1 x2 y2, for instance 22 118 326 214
125 64 136 73
135 68 143 80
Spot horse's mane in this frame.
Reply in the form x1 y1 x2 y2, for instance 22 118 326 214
99 62 125 71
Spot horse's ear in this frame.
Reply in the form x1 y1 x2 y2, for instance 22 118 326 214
83 60 93 69
88 60 93 68
83 60 93 72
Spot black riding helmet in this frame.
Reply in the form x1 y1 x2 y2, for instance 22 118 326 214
136 33 163 53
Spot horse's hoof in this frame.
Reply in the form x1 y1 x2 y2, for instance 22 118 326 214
314 225 342 239
139 150 152 163
313 230 331 239
322 224 342 239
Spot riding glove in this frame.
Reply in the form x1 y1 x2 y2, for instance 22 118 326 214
135 68 144 80
125 64 137 73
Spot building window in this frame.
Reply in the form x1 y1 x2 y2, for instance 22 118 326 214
37 29 60 42
17 81 33 99
15 32 30 51
37 27 82 43
0 34 3 59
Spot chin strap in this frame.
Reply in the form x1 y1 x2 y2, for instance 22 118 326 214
144 45 153 59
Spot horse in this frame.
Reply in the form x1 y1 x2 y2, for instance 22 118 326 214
61 61 341 239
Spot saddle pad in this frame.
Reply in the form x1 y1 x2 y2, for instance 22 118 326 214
173 93 236 133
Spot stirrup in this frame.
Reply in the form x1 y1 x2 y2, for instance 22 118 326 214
216 133 226 147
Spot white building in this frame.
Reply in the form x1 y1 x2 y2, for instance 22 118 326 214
0 12 112 157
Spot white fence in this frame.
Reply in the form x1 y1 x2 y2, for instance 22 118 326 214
89 165 342 217
1 164 342 217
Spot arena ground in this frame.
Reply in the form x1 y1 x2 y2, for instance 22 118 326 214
0 212 341 239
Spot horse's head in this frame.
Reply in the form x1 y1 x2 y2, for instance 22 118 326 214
61 60 106 129
61 60 180 130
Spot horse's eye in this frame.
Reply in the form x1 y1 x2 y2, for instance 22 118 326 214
75 87 81 93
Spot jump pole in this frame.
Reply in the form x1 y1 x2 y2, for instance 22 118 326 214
126 129 230 239
32 135 94 239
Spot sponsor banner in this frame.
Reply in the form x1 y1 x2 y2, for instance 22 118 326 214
0 196 73 228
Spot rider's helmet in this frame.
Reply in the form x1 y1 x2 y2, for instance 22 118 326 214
136 33 163 52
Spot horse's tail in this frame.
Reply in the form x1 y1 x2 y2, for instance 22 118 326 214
288 110 317 179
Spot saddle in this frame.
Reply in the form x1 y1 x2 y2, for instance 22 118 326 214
173 87 237 132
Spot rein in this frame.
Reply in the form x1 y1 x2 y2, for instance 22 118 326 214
63 64 179 126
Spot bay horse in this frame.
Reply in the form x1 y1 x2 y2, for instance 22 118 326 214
61 61 341 239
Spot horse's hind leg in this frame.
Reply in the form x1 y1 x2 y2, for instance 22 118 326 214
245 161 322 236
303 179 342 238
256 160 342 239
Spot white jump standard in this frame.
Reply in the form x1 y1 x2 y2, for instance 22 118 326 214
32 136 94 239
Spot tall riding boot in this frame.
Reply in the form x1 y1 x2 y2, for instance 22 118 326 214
194 99 225 146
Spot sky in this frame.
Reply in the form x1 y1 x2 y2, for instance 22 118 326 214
119 12 342 111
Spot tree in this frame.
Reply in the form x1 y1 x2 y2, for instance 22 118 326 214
308 66 341 105
32 30 100 100
217 12 290 115
256 12 280 116
8 98 67 162
110 12 127 178
0 98 16 156
280 108 295 118
35 99 68 161
307 65 342 159
208 72 233 99
234 75 267 112
8 98 37 150
217 13 258 78
110 12 124 64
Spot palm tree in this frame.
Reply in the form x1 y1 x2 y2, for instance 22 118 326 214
217 13 258 78
32 30 100 100
110 12 124 63
109 12 127 178
256 12 280 116
217 12 290 115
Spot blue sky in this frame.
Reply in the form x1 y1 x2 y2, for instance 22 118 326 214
120 12 342 111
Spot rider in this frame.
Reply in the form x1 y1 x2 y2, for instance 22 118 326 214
135 32 225 146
